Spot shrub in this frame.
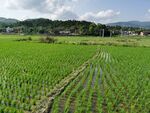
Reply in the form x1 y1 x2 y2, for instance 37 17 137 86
39 36 57 44
28 37 32 41
16 37 32 42
79 42 89 45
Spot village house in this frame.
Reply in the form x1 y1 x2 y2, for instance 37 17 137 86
59 30 71 35
121 31 138 36
140 31 150 36
6 27 14 33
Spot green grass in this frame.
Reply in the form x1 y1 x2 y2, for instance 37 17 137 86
56 36 150 47
47 36 150 47
51 46 150 113
0 36 97 112
0 34 150 112
1 34 150 47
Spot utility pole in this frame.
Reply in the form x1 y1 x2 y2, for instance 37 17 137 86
102 29 105 37
110 30 112 38
120 29 123 37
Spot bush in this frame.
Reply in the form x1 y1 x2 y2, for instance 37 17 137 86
28 37 32 41
39 36 57 43
16 37 32 42
79 42 89 45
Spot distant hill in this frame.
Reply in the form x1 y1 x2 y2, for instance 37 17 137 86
107 21 150 29
0 17 19 24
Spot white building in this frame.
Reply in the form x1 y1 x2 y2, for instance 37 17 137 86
59 30 71 35
6 27 14 33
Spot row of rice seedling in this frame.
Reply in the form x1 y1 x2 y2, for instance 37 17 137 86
50 46 149 113
100 46 150 113
0 41 97 112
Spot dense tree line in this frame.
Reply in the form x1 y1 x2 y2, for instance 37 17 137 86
13 19 111 36
0 18 145 36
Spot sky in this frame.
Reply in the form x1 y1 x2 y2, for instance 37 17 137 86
0 0 150 24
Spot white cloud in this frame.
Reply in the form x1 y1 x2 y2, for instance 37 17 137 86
51 6 78 20
79 10 120 22
145 9 150 20
1 0 119 23
45 6 77 20
6 0 76 13
4 0 78 20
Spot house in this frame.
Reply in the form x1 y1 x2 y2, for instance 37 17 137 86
59 30 71 35
129 31 138 36
140 31 150 36
121 31 133 36
6 27 14 33
121 31 138 36
140 32 144 36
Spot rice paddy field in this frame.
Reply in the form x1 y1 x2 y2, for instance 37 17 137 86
0 35 150 113
51 47 150 113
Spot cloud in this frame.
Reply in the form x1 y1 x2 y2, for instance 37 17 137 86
6 0 45 12
51 6 78 20
79 10 120 22
5 0 78 20
6 0 76 13
48 6 78 20
4 0 119 23
145 9 150 20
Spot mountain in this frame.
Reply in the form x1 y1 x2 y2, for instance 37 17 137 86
0 17 19 24
107 21 150 29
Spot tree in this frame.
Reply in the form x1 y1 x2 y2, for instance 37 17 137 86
89 23 96 35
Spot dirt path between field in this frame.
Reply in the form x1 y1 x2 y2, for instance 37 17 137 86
30 51 99 113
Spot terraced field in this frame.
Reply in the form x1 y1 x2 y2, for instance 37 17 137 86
50 47 150 113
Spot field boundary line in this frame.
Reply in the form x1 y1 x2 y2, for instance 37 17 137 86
30 50 99 113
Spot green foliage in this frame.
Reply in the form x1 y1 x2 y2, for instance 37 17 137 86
0 18 148 36
39 36 57 43
51 47 150 113
0 35 150 112
0 39 96 112
0 19 112 36
15 37 32 42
